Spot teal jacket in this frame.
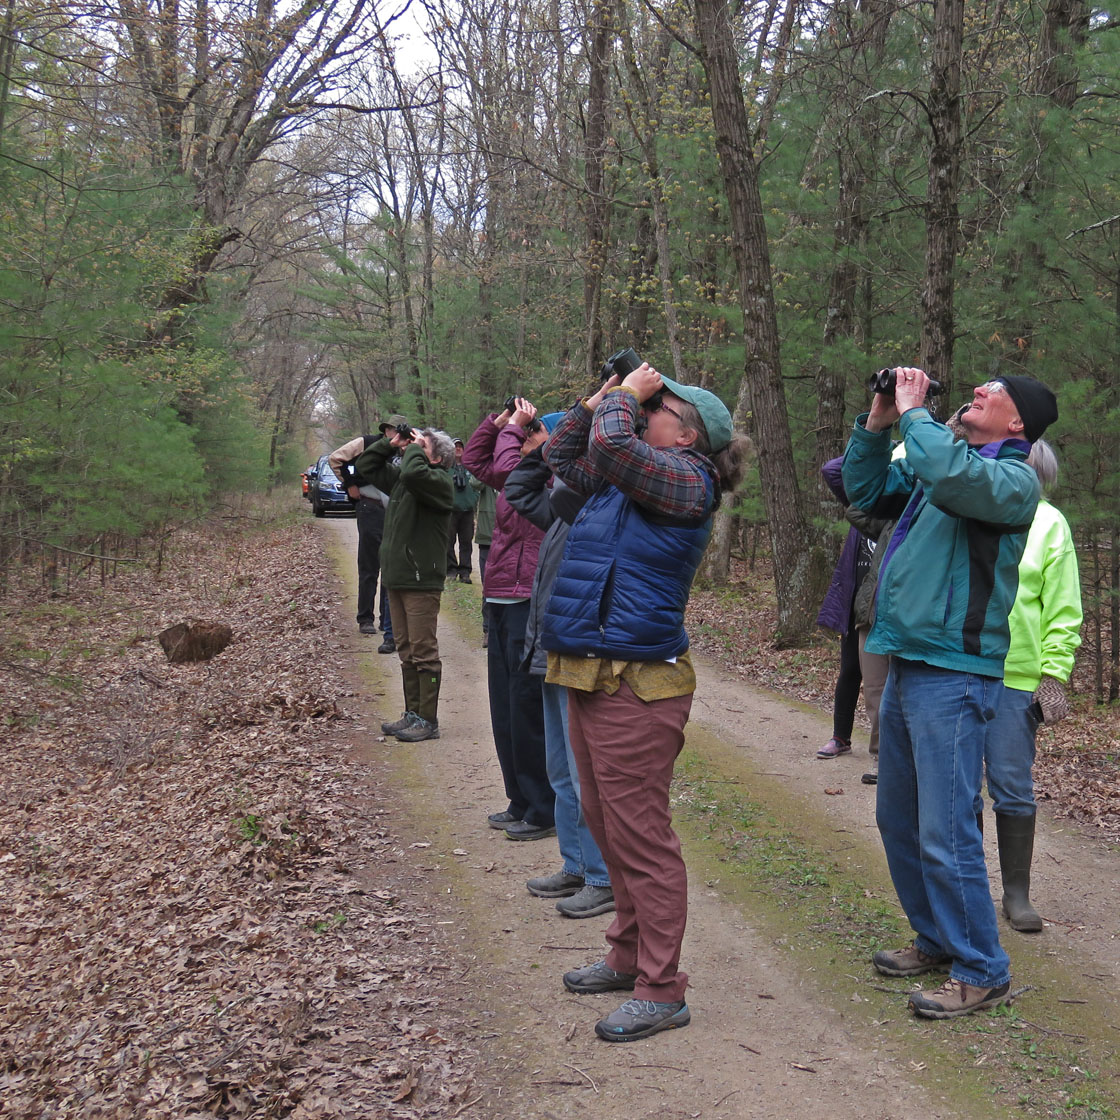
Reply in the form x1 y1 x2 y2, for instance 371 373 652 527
353 438 454 591
1005 498 1082 692
841 407 1039 678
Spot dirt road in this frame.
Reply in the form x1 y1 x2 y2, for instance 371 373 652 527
326 519 1120 1120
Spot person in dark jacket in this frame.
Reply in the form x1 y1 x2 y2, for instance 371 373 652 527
329 432 389 637
504 449 613 919
353 425 455 743
462 399 556 840
542 362 748 1043
842 368 1057 1019
446 439 480 582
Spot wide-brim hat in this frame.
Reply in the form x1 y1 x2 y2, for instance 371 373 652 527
656 376 733 453
377 413 409 435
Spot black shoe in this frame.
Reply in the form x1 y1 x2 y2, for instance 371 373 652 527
487 810 521 830
563 960 637 995
504 821 556 842
358 620 377 634
861 766 878 785
378 638 396 654
458 573 472 583
527 870 584 897
394 716 439 742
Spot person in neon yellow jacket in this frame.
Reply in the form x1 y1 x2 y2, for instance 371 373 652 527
980 439 1082 932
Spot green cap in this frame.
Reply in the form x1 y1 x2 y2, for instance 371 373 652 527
657 376 733 453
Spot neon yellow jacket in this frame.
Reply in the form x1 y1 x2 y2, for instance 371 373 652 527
1004 498 1083 692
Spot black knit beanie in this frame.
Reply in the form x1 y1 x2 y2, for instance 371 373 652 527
993 375 1058 442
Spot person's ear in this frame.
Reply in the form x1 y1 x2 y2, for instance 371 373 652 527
675 426 699 449
1008 413 1025 435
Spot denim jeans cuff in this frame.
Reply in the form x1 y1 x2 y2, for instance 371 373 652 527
952 970 1010 989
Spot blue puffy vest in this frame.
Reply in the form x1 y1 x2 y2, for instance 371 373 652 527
541 479 714 661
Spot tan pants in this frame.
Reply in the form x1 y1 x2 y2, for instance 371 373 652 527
387 589 442 676
857 626 889 756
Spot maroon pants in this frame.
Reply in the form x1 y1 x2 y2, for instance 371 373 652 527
567 682 692 1002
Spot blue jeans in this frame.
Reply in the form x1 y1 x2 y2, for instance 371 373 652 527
978 686 1039 817
542 682 609 887
877 658 1010 988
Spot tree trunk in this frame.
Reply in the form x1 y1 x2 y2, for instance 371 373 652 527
693 0 830 646
919 0 964 398
583 0 612 381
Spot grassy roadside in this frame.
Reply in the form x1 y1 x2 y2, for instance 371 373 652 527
672 723 1118 1120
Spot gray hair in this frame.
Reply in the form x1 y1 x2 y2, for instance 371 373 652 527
422 428 456 469
1027 438 1058 494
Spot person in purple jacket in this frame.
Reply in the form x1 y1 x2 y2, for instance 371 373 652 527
462 398 557 840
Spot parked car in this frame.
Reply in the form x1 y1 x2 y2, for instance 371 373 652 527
301 463 316 499
308 455 356 517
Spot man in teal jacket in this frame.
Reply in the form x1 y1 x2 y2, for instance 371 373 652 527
842 367 1057 1019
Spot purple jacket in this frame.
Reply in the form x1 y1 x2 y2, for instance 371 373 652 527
462 415 545 598
817 457 858 635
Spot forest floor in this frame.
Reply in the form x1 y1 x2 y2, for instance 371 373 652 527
1 497 1118 1120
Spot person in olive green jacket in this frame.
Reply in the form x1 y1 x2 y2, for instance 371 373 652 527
354 425 455 742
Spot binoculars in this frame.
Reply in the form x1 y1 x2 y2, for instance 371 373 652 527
869 367 942 398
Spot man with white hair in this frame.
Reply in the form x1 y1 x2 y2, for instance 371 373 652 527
353 424 455 743
842 367 1058 1018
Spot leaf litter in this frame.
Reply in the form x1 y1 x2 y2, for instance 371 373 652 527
0 520 479 1119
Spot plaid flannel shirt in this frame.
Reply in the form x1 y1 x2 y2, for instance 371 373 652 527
543 389 715 520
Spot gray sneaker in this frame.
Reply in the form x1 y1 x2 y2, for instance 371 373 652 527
381 711 419 735
595 998 690 1042
556 885 615 918
527 870 584 898
873 943 951 977
394 716 439 742
563 959 637 995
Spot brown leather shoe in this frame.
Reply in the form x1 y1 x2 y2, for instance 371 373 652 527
872 943 951 977
908 977 1011 1019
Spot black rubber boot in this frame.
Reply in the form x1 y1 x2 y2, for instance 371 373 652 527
995 812 1043 932
395 671 441 742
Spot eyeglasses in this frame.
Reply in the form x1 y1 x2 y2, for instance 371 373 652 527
976 380 1007 395
650 400 684 422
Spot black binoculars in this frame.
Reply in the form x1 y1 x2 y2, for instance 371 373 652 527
600 347 666 411
869 367 942 398
503 395 542 433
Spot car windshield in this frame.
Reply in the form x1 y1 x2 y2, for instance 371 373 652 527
317 459 340 484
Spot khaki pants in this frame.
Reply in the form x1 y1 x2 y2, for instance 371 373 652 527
857 626 889 756
387 589 442 676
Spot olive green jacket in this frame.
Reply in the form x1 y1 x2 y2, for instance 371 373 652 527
353 438 454 591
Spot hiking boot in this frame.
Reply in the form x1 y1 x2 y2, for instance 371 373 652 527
381 711 419 736
393 716 439 742
908 977 1012 1019
527 870 584 898
817 736 852 758
488 810 521 830
556 885 615 918
861 764 878 785
563 960 637 995
595 998 690 1042
358 620 377 634
378 637 396 654
504 820 556 841
872 943 951 977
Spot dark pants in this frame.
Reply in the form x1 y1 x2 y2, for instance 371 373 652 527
567 681 692 1002
832 622 862 740
355 500 385 625
477 544 491 634
486 600 553 826
447 509 475 574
